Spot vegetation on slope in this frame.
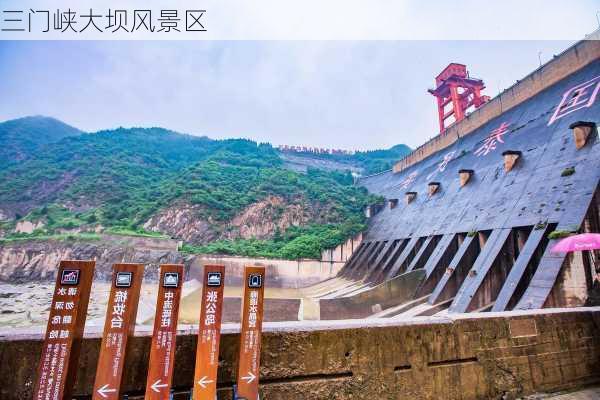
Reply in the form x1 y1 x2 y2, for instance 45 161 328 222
0 117 393 259
182 222 364 260
0 116 83 169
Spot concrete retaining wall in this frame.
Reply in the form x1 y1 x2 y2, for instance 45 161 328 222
320 233 363 263
189 255 344 289
2 307 599 399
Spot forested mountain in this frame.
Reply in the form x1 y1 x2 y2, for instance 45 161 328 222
0 116 408 259
0 116 83 168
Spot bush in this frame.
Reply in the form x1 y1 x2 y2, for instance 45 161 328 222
548 230 573 240
561 167 575 177
0 126 383 258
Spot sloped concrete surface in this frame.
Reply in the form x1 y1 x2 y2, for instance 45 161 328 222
352 59 600 313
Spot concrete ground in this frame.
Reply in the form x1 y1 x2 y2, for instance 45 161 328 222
132 385 600 400
521 387 600 399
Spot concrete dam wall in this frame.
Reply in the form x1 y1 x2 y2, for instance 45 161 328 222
321 53 600 318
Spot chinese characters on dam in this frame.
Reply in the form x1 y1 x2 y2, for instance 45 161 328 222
392 74 599 192
474 122 511 157
548 75 600 125
426 150 456 180
34 261 95 400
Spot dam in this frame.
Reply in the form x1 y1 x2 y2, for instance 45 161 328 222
308 42 600 321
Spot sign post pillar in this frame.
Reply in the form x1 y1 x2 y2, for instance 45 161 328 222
33 260 95 400
235 265 266 400
144 264 184 399
192 264 226 400
92 263 144 400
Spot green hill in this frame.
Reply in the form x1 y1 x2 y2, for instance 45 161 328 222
0 116 407 259
0 116 84 169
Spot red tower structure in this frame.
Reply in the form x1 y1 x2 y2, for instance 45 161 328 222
428 63 490 134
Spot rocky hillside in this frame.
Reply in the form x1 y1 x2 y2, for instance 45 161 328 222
0 116 406 263
280 144 411 176
0 236 184 282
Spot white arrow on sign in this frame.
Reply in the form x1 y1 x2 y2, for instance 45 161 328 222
241 371 256 384
197 375 214 389
96 384 117 398
150 379 169 393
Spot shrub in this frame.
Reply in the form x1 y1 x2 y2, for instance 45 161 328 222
561 167 575 177
547 230 573 240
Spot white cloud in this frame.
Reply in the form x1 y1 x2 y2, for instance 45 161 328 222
0 39 576 150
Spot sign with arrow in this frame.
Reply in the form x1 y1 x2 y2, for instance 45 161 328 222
150 379 169 393
236 265 266 400
96 384 116 398
192 264 226 400
92 263 144 400
34 260 95 400
144 264 184 399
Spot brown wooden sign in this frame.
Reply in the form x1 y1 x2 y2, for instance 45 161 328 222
236 265 266 400
144 264 184 399
92 263 144 399
192 264 226 400
34 260 95 400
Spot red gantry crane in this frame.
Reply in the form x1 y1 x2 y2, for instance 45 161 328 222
428 63 490 134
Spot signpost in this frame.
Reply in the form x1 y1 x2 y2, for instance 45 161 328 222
192 264 226 400
34 260 95 400
235 266 266 400
144 264 185 400
92 263 144 400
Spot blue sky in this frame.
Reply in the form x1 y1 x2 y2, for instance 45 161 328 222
1 1 598 149
0 40 581 149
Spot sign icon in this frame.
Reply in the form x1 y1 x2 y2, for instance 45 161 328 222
60 269 80 285
163 272 180 288
248 273 262 288
115 272 133 287
207 272 222 287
